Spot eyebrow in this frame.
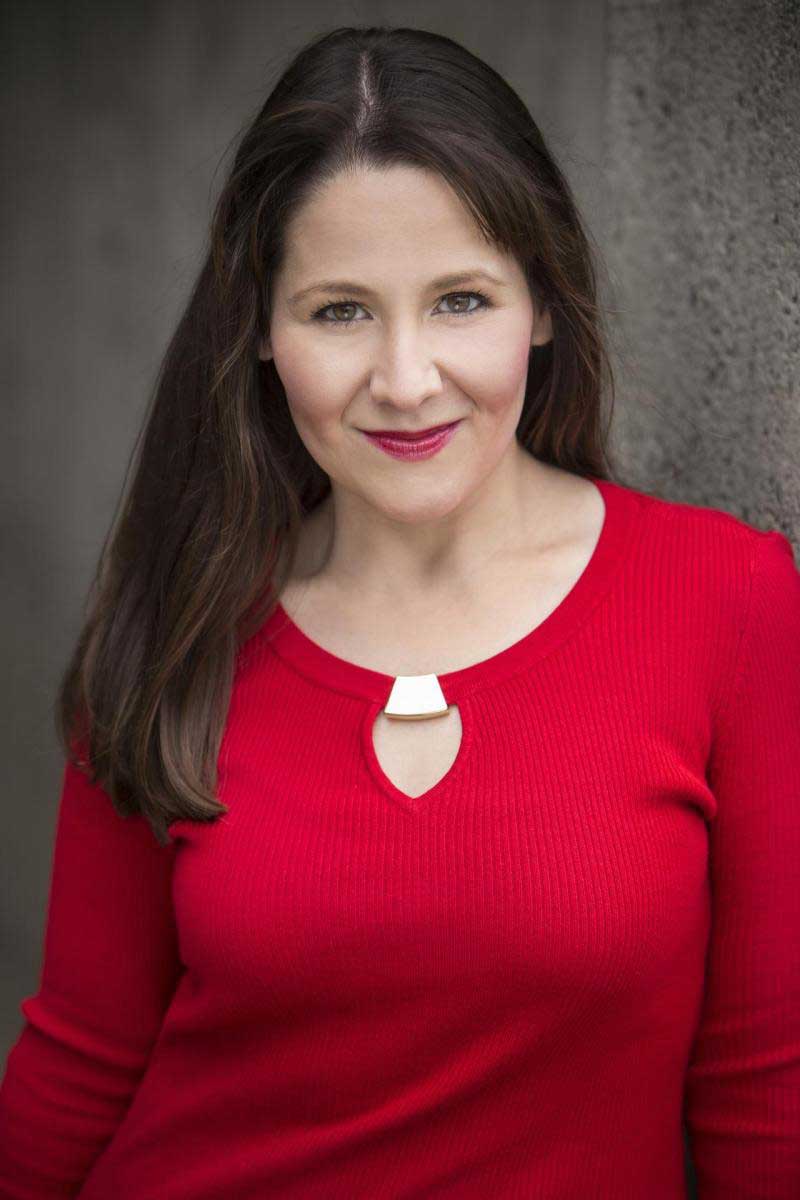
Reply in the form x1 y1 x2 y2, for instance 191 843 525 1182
288 268 508 306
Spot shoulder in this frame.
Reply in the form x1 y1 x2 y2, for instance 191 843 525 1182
624 478 798 668
610 481 799 726
606 477 797 642
619 479 796 580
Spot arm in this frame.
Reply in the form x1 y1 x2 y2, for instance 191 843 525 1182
684 529 800 1197
0 751 183 1198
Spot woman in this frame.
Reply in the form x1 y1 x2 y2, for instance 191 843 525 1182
1 24 798 1200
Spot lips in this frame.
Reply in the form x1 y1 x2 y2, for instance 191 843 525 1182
360 420 459 441
361 420 462 461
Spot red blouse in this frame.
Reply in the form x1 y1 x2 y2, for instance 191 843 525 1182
1 475 798 1197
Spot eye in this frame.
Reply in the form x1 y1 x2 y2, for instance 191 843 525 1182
437 291 492 317
310 290 493 327
311 300 364 326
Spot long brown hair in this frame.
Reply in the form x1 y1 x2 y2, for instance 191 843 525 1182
55 24 627 845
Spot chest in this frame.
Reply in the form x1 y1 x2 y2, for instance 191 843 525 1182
168 659 715 1026
277 544 599 798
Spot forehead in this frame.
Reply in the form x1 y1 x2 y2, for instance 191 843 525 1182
278 165 507 284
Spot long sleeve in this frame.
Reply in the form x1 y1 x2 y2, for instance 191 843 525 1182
684 529 800 1197
0 753 183 1198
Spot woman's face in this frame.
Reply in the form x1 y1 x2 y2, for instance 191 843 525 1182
260 164 552 524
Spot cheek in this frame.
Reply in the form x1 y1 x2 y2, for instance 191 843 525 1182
451 321 533 414
489 317 535 377
270 332 350 431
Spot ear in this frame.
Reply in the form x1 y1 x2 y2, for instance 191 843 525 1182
258 335 273 362
531 305 553 347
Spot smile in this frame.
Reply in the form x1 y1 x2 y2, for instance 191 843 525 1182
360 420 462 460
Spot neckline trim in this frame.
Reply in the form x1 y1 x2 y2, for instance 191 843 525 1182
255 476 645 706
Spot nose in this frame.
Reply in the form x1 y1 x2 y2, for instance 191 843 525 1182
368 325 444 410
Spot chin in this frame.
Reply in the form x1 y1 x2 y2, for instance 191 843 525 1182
365 480 468 522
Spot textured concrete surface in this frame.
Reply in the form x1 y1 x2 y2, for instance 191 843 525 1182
602 0 799 535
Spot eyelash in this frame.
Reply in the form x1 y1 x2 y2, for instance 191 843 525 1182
310 290 493 327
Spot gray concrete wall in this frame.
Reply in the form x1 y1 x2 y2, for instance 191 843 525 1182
602 0 799 530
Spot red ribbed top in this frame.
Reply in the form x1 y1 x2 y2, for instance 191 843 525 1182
1 475 799 1198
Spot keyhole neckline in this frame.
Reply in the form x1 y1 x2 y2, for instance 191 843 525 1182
360 697 473 813
256 475 645 707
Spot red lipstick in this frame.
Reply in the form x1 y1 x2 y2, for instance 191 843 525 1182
360 419 462 461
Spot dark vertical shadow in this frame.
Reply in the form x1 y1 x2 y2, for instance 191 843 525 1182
683 1123 697 1199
